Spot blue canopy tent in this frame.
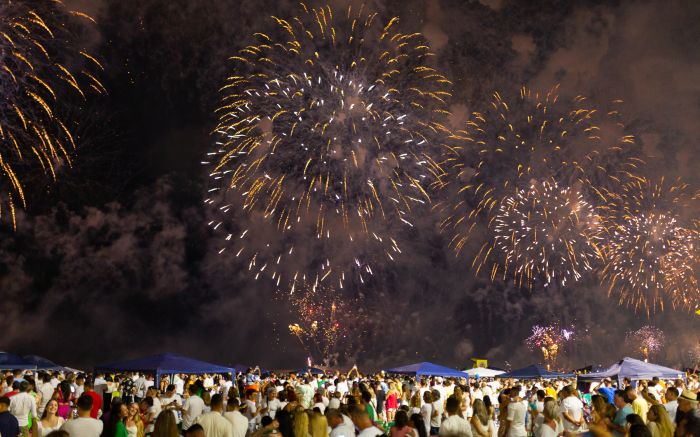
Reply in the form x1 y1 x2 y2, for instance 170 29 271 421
23 355 65 371
95 353 234 383
577 357 685 386
0 352 37 370
497 364 575 379
295 366 325 376
384 362 469 378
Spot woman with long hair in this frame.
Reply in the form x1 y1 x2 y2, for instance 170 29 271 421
647 404 674 437
102 399 128 437
308 411 329 437
38 400 65 437
535 400 560 437
125 402 144 437
408 413 427 437
386 382 399 422
471 399 495 437
56 381 74 419
150 410 179 437
409 392 422 416
389 410 416 437
292 407 310 437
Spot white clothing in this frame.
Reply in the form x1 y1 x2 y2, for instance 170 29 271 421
329 398 341 410
223 411 248 437
506 400 528 437
665 400 678 421
420 403 433 435
470 418 494 437
358 426 384 437
161 394 182 422
440 415 472 437
266 398 281 419
39 383 56 415
182 395 206 430
313 402 326 414
60 417 104 437
330 423 356 437
9 392 38 427
336 381 349 397
432 401 444 427
195 411 234 437
560 396 584 432
126 424 138 437
38 417 65 437
534 422 558 437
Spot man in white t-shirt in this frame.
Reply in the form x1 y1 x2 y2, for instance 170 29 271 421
440 396 472 437
38 374 55 417
326 409 355 437
60 394 103 437
351 408 383 437
161 384 183 423
431 389 444 435
242 388 260 434
263 388 281 419
505 387 528 437
223 399 248 437
194 394 233 437
9 382 36 436
560 386 584 433
180 385 205 430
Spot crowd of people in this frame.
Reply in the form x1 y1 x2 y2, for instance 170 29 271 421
0 367 698 437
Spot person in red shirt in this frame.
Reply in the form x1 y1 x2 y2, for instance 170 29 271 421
4 381 20 398
83 380 103 418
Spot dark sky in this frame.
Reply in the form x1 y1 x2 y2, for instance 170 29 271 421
1 0 699 371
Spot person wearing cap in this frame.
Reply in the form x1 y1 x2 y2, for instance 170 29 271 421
596 379 616 405
675 389 699 437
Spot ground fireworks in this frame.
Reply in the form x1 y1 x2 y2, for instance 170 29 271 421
478 179 603 288
625 325 665 361
0 1 104 228
525 322 574 368
205 3 452 290
287 281 358 367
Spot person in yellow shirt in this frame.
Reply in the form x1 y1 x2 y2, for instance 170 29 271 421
544 381 557 399
626 386 649 423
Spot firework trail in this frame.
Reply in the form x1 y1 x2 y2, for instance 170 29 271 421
0 0 105 228
475 178 604 288
599 176 698 314
525 322 574 368
437 86 639 257
204 3 452 291
625 325 665 361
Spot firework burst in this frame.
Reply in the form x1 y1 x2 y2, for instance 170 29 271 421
476 179 603 288
525 322 574 367
287 281 360 367
204 3 452 291
625 325 665 361
0 0 104 228
600 176 698 314
438 86 638 256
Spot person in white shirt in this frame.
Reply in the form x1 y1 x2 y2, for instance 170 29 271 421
146 386 162 417
351 408 383 437
560 386 584 433
60 394 103 437
242 388 261 434
535 400 560 437
440 396 472 437
664 387 679 421
504 387 528 437
223 399 248 437
9 381 37 436
179 385 205 430
431 389 444 435
160 384 183 423
326 409 355 437
328 392 341 410
262 388 281 419
420 391 433 436
174 375 185 396
194 394 233 437
38 374 56 417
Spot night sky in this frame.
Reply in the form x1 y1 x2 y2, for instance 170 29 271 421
1 0 699 371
